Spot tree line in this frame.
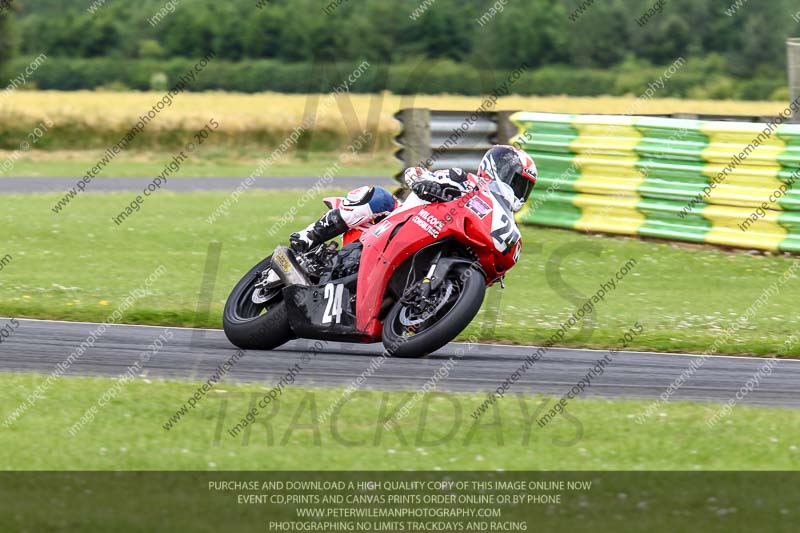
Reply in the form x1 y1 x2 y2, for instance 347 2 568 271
0 0 798 99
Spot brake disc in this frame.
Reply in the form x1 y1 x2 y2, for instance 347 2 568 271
399 282 455 327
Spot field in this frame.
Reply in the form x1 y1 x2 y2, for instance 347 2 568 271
0 91 786 133
0 91 790 158
4 373 799 470
1 189 799 357
0 92 789 180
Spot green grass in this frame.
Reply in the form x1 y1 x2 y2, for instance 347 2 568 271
0 149 397 177
1 189 799 356
2 373 799 471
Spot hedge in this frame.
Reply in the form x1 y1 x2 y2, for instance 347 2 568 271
3 56 788 101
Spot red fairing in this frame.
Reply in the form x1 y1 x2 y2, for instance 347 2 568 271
342 229 362 247
352 176 521 339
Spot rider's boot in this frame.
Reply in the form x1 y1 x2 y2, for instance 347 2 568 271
289 209 348 254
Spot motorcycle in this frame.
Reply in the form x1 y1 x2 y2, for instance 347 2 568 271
222 175 523 358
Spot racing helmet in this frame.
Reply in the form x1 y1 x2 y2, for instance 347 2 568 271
477 145 538 211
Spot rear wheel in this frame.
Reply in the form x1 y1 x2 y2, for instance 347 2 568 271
223 255 294 350
382 263 485 358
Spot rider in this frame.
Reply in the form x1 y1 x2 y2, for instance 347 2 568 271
289 145 538 253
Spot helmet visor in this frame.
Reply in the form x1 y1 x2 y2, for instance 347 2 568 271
512 173 535 204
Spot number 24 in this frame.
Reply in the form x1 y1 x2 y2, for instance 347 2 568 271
491 213 521 251
322 283 344 324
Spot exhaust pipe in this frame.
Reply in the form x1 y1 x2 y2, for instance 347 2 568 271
271 246 312 287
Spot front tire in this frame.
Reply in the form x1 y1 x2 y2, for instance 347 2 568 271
223 255 294 350
382 264 485 358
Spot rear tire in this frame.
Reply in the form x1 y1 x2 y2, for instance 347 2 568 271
223 255 294 350
382 264 485 358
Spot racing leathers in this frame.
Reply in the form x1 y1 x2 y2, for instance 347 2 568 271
289 167 473 253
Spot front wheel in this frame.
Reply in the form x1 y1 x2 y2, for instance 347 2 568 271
223 255 294 350
382 264 485 358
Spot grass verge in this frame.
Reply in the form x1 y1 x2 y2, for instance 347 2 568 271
0 149 397 178
2 373 799 470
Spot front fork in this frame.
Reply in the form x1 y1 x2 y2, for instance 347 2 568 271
419 250 443 301
402 249 485 305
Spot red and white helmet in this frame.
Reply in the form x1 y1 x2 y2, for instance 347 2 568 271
477 145 538 211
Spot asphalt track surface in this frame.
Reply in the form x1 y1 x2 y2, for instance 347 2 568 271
0 176 396 193
3 318 799 408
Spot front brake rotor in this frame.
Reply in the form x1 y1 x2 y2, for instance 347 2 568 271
399 281 455 327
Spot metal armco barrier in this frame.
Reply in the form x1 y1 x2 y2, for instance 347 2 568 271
394 109 515 174
394 109 771 176
789 38 800 124
511 112 800 253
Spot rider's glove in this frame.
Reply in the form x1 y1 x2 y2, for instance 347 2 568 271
412 180 453 202
403 167 427 188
